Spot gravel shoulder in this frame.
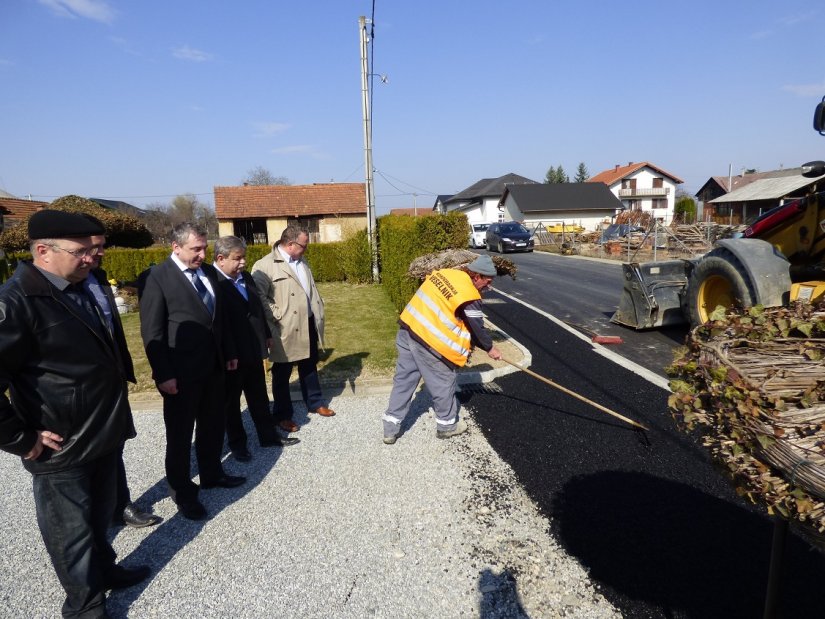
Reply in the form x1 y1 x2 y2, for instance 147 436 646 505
0 393 618 618
0 320 619 618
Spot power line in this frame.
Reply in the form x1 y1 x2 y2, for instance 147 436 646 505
374 169 438 196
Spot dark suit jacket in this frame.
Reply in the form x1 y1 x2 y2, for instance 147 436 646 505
90 268 136 383
138 259 235 384
216 270 271 363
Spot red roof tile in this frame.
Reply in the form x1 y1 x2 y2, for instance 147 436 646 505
588 161 684 186
0 198 49 226
214 183 367 219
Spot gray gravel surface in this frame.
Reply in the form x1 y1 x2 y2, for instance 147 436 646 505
0 391 619 618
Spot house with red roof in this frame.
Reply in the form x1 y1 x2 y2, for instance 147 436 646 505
214 183 367 245
587 162 683 224
0 197 49 234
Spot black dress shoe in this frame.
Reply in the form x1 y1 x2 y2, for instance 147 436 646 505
260 436 300 447
122 504 163 528
104 564 151 590
200 474 246 489
177 500 208 520
232 448 252 462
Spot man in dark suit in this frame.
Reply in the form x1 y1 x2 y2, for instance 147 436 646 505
213 236 299 461
82 219 162 529
139 222 245 521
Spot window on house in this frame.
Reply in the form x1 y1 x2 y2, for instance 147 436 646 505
287 217 321 243
652 199 667 209
715 205 732 217
233 218 268 245
652 177 664 188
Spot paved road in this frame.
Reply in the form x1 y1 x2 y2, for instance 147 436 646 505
470 265 825 618
487 250 689 377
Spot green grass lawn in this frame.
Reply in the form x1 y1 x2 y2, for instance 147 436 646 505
122 281 400 393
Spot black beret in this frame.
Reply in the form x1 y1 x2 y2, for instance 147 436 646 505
28 210 106 240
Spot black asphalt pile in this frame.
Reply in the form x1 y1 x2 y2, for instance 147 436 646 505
476 293 825 617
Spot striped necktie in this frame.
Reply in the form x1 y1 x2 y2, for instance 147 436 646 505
186 269 215 315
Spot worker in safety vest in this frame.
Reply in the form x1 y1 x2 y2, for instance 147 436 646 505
382 254 502 444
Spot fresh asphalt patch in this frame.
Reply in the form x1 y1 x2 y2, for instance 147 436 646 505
467 293 825 617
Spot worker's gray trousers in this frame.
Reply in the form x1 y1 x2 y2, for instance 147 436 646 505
382 328 459 438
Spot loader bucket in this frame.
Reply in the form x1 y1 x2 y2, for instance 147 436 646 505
611 260 691 330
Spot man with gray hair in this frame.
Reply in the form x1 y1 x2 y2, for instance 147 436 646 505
213 235 299 460
139 222 244 521
0 210 150 617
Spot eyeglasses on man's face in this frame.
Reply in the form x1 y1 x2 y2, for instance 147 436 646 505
291 240 307 250
49 244 102 259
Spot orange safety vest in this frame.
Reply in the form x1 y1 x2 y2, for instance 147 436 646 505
399 269 481 367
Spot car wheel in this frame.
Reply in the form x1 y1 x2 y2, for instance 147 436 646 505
486 241 492 252
497 241 505 254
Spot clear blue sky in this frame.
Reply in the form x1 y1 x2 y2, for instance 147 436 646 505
2 0 825 215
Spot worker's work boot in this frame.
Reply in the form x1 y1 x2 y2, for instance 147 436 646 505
436 420 468 440
383 435 397 445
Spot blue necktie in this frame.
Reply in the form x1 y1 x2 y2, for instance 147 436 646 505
186 269 215 315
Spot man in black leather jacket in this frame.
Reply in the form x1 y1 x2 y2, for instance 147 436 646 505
0 210 150 618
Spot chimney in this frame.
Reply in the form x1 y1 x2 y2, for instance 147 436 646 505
614 164 620 171
628 161 633 166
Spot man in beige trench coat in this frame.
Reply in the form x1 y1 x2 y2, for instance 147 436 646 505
251 226 335 433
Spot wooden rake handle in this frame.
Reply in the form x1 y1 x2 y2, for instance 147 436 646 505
501 357 649 431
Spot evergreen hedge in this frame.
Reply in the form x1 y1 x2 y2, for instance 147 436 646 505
378 212 470 312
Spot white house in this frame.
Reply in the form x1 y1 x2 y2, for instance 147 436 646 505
499 183 624 232
437 173 539 224
587 162 683 224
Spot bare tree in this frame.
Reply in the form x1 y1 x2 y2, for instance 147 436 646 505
142 201 175 243
242 166 290 186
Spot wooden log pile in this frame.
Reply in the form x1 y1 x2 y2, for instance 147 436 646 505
668 303 825 549
666 225 711 252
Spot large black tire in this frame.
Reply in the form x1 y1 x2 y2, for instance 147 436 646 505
486 240 492 252
685 247 756 327
497 241 505 254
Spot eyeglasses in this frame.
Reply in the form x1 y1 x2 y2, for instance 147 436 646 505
291 240 307 250
49 244 102 258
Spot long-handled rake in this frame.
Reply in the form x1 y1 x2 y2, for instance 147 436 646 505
501 357 650 432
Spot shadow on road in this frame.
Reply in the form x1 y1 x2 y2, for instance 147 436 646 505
107 414 286 617
552 470 825 618
478 567 529 618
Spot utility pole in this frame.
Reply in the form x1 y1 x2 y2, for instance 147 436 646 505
359 16 378 282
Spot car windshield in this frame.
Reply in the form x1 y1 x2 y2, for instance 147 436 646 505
500 223 528 234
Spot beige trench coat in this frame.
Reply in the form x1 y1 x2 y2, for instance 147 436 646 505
250 248 325 363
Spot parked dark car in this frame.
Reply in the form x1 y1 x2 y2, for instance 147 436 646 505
485 222 534 253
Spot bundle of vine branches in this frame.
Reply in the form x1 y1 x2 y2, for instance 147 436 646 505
668 302 825 547
407 248 517 281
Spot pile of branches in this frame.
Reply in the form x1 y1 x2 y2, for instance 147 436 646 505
668 303 825 547
407 248 517 281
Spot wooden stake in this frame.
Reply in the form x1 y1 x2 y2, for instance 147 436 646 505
501 357 649 431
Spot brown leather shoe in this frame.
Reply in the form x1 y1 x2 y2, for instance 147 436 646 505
278 419 299 433
310 406 335 417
